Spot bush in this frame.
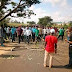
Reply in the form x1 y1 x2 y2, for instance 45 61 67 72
0 20 8 27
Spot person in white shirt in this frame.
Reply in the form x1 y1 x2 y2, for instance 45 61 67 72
42 26 47 39
21 26 26 42
25 27 32 44
46 27 50 34
6 26 10 39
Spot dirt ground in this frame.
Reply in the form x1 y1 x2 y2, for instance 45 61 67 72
0 39 72 72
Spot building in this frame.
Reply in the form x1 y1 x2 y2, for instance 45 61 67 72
53 22 63 25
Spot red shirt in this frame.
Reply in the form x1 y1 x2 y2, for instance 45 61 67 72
45 35 57 53
17 27 23 35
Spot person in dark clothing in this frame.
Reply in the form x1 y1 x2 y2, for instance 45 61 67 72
58 27 64 41
11 26 16 42
0 25 4 46
17 26 23 44
62 27 65 37
65 27 72 69
32 26 36 42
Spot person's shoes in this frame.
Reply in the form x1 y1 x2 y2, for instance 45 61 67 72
64 64 72 69
1 45 4 47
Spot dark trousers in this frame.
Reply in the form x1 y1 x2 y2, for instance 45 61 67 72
32 33 35 42
39 34 42 41
58 35 63 40
26 36 30 44
12 34 15 42
7 33 10 39
69 45 72 65
3 33 7 39
0 37 3 45
43 34 47 40
21 35 24 42
18 35 21 43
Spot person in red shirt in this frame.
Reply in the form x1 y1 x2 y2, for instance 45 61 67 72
44 29 57 68
17 26 23 44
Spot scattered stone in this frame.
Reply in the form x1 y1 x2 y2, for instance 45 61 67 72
11 47 15 51
28 58 32 61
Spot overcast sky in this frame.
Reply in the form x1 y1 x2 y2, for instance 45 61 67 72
10 0 72 23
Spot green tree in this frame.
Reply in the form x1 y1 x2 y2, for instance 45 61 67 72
63 24 68 29
69 23 72 27
27 21 36 25
0 0 40 22
38 16 53 26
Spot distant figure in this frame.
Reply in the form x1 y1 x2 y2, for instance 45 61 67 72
21 26 26 42
44 29 57 68
11 26 16 42
0 25 4 46
66 27 70 41
65 27 72 69
35 26 39 43
42 26 47 40
46 27 50 35
62 27 65 38
38 26 42 41
25 27 32 44
17 26 23 44
32 26 36 42
58 27 64 40
6 26 10 39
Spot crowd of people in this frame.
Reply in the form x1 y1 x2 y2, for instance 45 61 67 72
0 25 72 69
0 25 65 45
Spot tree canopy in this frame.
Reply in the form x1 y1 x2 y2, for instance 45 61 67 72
0 0 40 22
38 16 53 26
27 21 36 25
69 22 72 27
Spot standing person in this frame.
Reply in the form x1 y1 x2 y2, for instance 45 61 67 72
32 26 36 42
62 27 65 38
3 26 7 40
46 27 50 35
25 27 32 44
38 26 42 41
44 29 57 68
58 27 64 40
35 26 39 43
17 26 23 44
11 26 16 42
21 26 26 42
54 27 58 36
6 26 10 39
65 27 72 68
66 27 70 41
0 25 4 46
10 26 12 39
42 26 47 40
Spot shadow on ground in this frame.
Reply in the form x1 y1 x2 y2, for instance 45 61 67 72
0 54 20 58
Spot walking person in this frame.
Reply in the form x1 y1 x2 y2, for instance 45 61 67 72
21 26 26 42
66 27 70 41
17 26 23 44
32 26 36 42
25 27 32 44
44 29 57 68
6 26 10 39
42 26 47 40
38 26 42 41
35 26 39 43
65 27 72 69
58 27 64 40
63 27 65 38
0 25 4 46
11 26 16 42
